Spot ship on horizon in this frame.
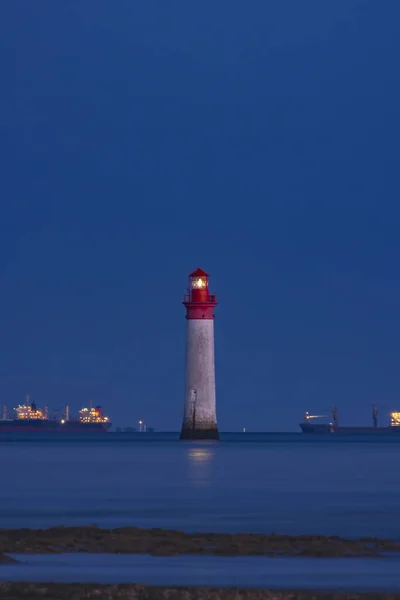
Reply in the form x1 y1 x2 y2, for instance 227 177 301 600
300 404 400 434
0 396 111 433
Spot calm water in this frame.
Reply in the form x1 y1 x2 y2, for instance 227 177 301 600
3 554 400 590
1 432 400 538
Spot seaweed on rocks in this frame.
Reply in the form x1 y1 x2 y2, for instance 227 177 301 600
0 554 18 564
0 527 399 557
0 583 400 600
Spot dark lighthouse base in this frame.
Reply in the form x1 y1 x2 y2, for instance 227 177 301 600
180 426 220 441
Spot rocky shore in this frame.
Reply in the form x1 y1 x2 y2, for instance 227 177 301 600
0 583 400 600
0 526 400 557
0 554 17 564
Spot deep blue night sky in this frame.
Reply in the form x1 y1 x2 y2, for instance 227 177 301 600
1 1 400 431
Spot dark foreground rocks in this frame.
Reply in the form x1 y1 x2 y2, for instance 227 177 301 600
0 584 400 600
0 554 17 564
0 526 400 557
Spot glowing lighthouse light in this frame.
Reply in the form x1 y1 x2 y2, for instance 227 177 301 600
180 268 219 440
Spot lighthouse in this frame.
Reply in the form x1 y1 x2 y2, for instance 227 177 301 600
180 268 219 440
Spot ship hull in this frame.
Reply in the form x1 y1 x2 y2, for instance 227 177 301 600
300 423 400 434
0 420 111 433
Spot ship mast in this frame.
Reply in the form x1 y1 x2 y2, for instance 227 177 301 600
372 404 378 428
332 405 338 428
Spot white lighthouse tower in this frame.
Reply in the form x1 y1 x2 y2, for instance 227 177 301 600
180 268 219 440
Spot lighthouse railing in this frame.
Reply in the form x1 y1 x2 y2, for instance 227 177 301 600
184 293 216 303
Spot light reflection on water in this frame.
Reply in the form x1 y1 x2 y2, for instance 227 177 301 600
186 444 215 487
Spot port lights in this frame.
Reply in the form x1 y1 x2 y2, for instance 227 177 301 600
78 406 109 424
390 412 400 426
14 403 46 420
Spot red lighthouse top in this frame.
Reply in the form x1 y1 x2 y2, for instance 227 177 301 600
184 268 217 320
189 268 209 278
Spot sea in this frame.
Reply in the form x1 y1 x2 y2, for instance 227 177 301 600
1 431 400 540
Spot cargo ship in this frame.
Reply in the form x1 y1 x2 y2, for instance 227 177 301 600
300 405 400 434
0 397 111 433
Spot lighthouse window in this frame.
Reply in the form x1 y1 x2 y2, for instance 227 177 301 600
192 277 207 289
